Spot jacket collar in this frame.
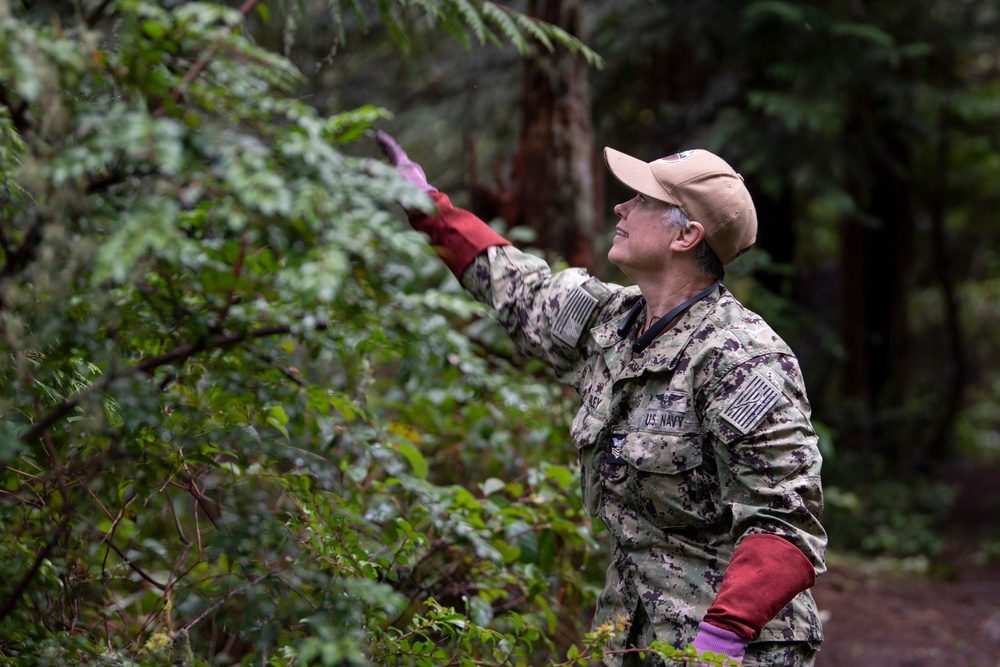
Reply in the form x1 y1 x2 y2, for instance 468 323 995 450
592 285 723 380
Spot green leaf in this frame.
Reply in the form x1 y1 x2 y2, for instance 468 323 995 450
141 20 167 40
544 464 573 490
744 1 806 24
267 404 290 440
329 392 361 422
480 477 506 496
0 421 28 464
492 538 521 564
397 442 428 479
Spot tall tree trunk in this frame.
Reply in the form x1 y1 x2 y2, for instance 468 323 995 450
509 0 600 275
836 113 913 469
925 46 966 467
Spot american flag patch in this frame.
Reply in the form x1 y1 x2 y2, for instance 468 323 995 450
552 287 598 346
721 371 781 434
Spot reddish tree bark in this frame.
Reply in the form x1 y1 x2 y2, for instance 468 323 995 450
509 0 601 275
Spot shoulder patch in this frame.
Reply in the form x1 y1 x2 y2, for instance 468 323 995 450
552 286 599 346
720 370 781 434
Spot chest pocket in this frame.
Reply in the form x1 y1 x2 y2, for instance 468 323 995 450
571 375 612 518
617 392 721 529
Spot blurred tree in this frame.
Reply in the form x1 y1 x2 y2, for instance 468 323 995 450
588 0 1000 480
510 0 601 273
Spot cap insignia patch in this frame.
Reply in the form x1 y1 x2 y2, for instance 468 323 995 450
660 150 700 162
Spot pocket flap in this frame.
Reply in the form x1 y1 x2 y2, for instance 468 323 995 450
620 430 703 475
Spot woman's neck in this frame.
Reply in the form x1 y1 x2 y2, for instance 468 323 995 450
639 275 716 330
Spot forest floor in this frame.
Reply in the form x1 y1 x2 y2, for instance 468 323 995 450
813 462 1000 667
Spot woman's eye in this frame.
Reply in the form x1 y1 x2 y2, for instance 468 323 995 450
638 194 646 203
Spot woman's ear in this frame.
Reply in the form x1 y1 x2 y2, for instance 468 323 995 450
671 220 706 253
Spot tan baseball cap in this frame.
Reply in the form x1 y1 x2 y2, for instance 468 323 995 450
604 147 757 264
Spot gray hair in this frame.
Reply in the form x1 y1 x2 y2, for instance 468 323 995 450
661 205 725 281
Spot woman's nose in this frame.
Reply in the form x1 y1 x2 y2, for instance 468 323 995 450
613 201 628 218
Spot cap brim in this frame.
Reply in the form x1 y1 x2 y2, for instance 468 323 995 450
604 147 679 207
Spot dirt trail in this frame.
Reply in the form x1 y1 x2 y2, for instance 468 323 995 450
814 562 1000 666
813 464 1000 667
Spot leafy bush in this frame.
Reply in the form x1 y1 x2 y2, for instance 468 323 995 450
823 481 956 560
0 3 780 666
0 1 624 665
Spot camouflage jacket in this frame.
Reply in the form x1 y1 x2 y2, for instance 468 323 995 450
462 245 827 658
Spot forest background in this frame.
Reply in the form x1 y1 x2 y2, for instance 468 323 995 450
1 0 999 666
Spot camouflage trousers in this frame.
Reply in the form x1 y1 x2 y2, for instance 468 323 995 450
619 603 819 667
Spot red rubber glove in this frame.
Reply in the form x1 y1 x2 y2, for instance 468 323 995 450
375 131 510 278
702 533 817 642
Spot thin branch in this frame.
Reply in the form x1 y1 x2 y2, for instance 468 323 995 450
253 348 309 388
96 491 139 552
19 321 327 446
0 488 42 508
156 0 264 116
162 542 193 632
0 506 76 623
166 489 191 546
185 477 219 528
180 573 271 632
85 164 126 194
132 596 168 647
216 231 248 325
105 540 167 591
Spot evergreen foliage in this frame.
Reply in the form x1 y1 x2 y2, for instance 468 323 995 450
0 1 627 665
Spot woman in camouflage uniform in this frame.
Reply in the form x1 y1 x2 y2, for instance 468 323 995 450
376 132 827 667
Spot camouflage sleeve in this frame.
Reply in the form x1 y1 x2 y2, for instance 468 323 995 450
459 245 614 387
701 353 827 572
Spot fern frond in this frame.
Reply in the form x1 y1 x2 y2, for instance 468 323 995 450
546 23 605 68
481 2 527 54
440 14 474 51
449 0 486 45
407 0 448 23
374 0 412 53
345 0 369 29
316 0 601 68
514 12 554 53
326 0 347 44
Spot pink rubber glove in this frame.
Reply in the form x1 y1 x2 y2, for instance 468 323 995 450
691 622 746 664
375 130 438 192
374 131 510 277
